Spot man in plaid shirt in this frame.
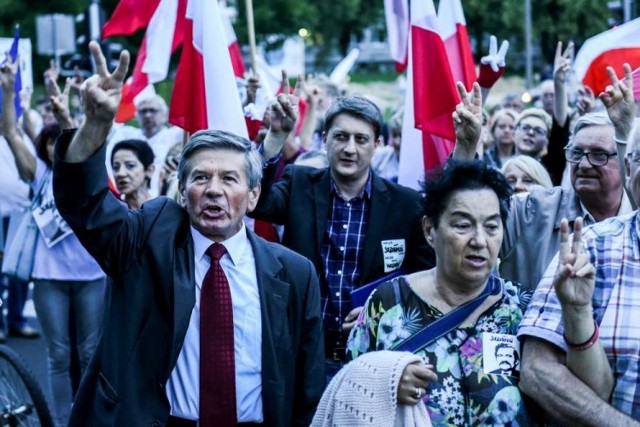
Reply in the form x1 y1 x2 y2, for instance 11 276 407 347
255 84 434 378
518 65 640 424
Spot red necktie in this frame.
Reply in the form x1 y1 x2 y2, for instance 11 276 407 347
200 243 237 426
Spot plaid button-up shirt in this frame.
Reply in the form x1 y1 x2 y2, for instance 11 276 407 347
319 176 372 345
518 211 640 418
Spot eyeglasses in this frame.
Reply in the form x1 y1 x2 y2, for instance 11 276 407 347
517 124 547 137
138 108 159 115
565 147 617 166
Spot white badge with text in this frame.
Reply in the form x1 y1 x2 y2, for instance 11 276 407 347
482 332 520 378
381 239 405 273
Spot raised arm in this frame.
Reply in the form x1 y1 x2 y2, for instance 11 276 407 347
261 71 301 161
451 82 483 160
48 77 74 130
63 41 129 163
599 63 636 208
0 54 36 181
554 218 613 397
553 41 573 127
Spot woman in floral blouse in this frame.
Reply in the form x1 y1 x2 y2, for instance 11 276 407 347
347 160 532 426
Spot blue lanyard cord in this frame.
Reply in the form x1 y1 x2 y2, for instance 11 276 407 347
393 275 502 353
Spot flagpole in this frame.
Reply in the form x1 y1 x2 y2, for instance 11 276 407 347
245 0 258 73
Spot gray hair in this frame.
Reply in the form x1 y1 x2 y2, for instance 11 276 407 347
135 94 169 117
324 96 383 139
177 130 263 189
566 112 614 149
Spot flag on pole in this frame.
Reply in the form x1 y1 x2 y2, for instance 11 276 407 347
169 0 247 137
221 10 246 78
437 0 476 90
103 0 187 123
102 0 161 37
411 0 458 140
0 26 23 120
384 0 409 73
398 0 458 189
574 17 640 95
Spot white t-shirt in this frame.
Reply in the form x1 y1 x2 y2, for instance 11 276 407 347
30 159 105 281
106 125 184 196
0 135 32 217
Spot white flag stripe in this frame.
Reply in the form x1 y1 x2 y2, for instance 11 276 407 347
143 0 178 83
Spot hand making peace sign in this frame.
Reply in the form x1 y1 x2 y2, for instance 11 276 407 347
552 218 595 309
80 41 130 123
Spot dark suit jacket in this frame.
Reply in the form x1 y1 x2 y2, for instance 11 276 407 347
53 131 325 427
251 164 435 288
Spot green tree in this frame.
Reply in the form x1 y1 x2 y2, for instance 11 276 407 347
463 0 609 72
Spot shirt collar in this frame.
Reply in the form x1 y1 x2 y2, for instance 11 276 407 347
580 191 634 226
330 170 373 200
190 223 249 266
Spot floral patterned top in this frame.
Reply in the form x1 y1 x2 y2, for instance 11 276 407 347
346 276 532 427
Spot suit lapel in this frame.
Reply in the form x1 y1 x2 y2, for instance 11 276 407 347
248 230 289 423
361 174 391 282
170 227 196 369
313 170 332 253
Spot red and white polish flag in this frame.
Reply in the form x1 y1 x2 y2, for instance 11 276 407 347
220 8 246 78
574 17 640 95
103 0 186 123
437 0 476 90
169 0 247 137
398 0 459 189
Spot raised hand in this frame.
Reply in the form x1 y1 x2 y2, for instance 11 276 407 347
44 59 60 97
553 41 574 85
599 63 635 138
80 41 130 124
268 70 302 134
49 77 73 129
244 74 260 106
397 361 437 405
452 81 483 155
576 86 595 116
553 218 595 309
0 53 18 92
477 35 509 89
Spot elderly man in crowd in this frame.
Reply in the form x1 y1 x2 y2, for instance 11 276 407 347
254 88 434 377
107 94 183 195
518 64 640 425
53 42 324 427
453 66 634 290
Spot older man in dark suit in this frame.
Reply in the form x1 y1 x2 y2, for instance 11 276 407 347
254 91 434 377
53 42 324 427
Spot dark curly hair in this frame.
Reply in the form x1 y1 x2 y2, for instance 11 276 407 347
36 124 61 167
422 160 512 228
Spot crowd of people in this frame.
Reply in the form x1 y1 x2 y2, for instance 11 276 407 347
0 31 639 427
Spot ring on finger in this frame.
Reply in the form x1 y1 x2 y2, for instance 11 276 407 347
413 387 424 399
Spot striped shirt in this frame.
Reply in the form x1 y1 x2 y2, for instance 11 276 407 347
518 211 640 418
320 176 372 343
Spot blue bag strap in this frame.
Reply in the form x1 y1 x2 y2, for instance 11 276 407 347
392 275 502 353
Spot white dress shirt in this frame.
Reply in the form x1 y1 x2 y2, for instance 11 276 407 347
166 224 263 422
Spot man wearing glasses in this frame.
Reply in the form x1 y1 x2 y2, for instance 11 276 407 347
498 112 633 290
513 108 552 160
453 70 634 291
518 111 640 426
